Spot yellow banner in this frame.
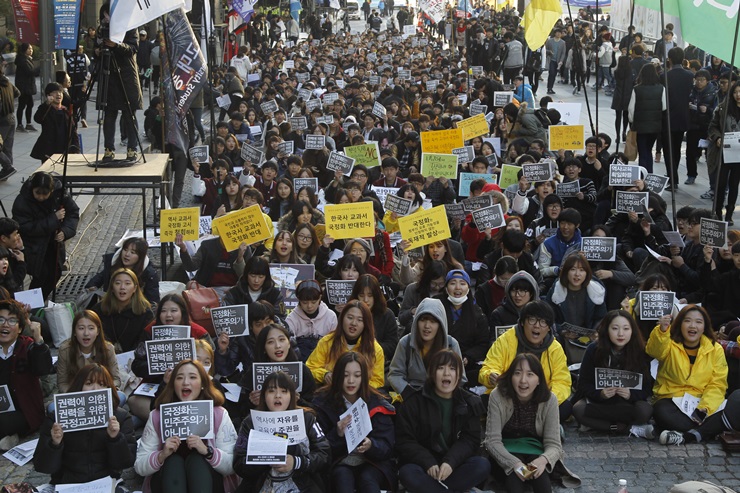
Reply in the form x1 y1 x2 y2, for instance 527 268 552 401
421 128 464 154
344 142 381 168
324 202 375 240
160 207 200 242
499 164 523 189
421 153 459 179
457 113 490 140
398 205 452 250
212 205 272 251
549 124 585 151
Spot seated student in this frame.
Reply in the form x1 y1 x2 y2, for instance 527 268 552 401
659 389 740 445
573 310 655 437
285 280 337 362
573 136 607 189
560 157 597 234
192 159 232 217
700 242 740 326
489 271 540 342
395 350 490 493
176 233 251 294
223 257 285 319
277 200 324 233
313 353 396 493
586 224 637 310
485 354 581 492
293 224 320 266
0 218 27 290
511 177 557 231
373 156 408 187
253 159 278 203
211 175 243 219
34 364 136 485
613 194 672 272
134 359 238 493
524 194 562 252
647 306 728 433
475 256 518 317
216 300 278 381
266 178 295 222
537 208 583 288
388 297 466 400
622 273 678 341
479 301 572 420
478 230 542 286
233 372 330 493
383 184 425 235
227 111 254 143
0 300 52 451
398 261 448 336
399 239 464 286
349 274 399 364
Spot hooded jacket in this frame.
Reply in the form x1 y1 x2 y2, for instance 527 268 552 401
547 277 607 331
306 330 385 388
388 298 467 399
489 271 540 336
85 249 160 305
434 291 489 379
537 229 583 279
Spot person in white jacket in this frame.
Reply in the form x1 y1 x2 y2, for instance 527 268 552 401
230 46 253 82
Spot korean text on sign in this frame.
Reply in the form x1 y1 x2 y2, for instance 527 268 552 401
324 202 375 240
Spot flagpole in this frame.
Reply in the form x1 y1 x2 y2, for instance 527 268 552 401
203 0 217 145
659 0 677 226
595 0 599 133
565 0 595 136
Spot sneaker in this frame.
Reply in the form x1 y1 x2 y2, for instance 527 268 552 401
700 190 715 199
102 148 115 162
684 176 696 185
655 151 662 163
659 429 685 445
547 90 556 95
15 125 26 133
0 167 17 182
0 433 19 452
25 124 37 132
630 424 655 440
572 87 579 95
665 183 678 192
81 119 88 128
622 132 627 142
126 148 137 161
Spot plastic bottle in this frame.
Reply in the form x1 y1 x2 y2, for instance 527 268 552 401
618 479 628 493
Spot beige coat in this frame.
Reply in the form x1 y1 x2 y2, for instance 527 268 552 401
56 339 121 393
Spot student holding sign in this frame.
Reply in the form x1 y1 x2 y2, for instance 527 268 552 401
223 257 285 321
34 364 136 485
382 184 425 234
313 352 397 493
348 275 399 363
276 200 325 234
135 359 238 493
176 235 250 293
699 242 740 327
572 311 655 437
266 178 296 223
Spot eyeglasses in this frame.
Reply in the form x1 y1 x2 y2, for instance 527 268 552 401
0 317 19 327
352 174 367 179
525 317 549 327
511 288 530 296
296 235 312 241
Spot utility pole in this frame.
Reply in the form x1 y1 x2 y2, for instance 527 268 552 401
38 0 55 92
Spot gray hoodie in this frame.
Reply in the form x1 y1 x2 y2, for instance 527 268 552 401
388 298 467 398
489 270 540 334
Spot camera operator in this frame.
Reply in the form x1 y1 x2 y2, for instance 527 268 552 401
96 1 143 162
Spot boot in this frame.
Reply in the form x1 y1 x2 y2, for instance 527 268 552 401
726 212 734 226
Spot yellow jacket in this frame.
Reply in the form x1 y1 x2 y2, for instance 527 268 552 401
478 326 572 404
646 325 728 414
382 206 421 235
306 331 385 388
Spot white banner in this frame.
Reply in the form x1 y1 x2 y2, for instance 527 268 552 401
110 0 185 43
419 0 447 23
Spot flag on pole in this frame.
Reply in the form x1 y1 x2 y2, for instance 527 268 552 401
634 0 740 65
230 0 258 24
110 0 185 43
521 0 562 51
11 0 40 45
161 7 208 152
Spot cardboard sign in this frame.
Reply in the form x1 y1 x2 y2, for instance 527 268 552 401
421 128 464 154
452 146 475 165
0 385 14 413
305 135 326 150
210 305 249 337
458 173 497 197
54 389 113 432
188 145 209 163
637 291 675 320
372 101 387 119
398 205 452 250
316 115 334 125
494 326 512 340
556 180 580 198
548 102 582 125
493 91 513 107
522 162 553 182
290 116 309 131
615 191 648 213
151 325 191 340
344 142 381 168
253 362 303 392
581 237 616 262
241 143 264 165
326 280 356 305
246 429 289 465
456 113 490 140
462 194 493 211
700 217 728 248
160 400 214 441
212 205 272 251
421 153 458 179
472 203 506 231
160 207 200 242
251 409 307 444
594 368 643 390
260 100 280 115
340 397 373 452
444 203 467 221
324 202 375 240
644 174 669 194
385 194 414 216
270 264 315 313
499 164 523 189
277 141 294 155
306 98 322 112
609 164 641 186
327 151 356 175
294 177 319 193
145 338 197 375
549 125 585 151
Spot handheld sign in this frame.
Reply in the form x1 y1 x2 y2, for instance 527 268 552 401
290 116 309 131
548 125 585 152
522 162 553 182
326 280 356 305
637 290 675 320
210 305 249 337
327 151 355 175
663 231 685 248
444 203 467 221
494 326 512 341
608 164 641 186
253 362 303 392
260 100 279 115
277 141 294 155
340 397 373 452
372 101 387 119
644 174 669 194
145 338 197 375
722 131 740 163
323 92 339 104
548 103 582 125
472 203 506 231
251 409 307 444
246 429 289 465
305 98 322 112
420 128 464 154
305 135 326 150
151 325 191 340
615 191 648 214
581 237 617 262
556 180 580 198
160 207 200 242
188 145 209 164
324 202 375 240
370 186 399 208
316 115 334 125
216 94 231 110
0 385 15 413
297 87 312 101
700 217 727 248
241 143 264 165
398 205 452 250
462 194 493 212
212 205 272 251
294 177 319 193
160 400 214 441
469 103 488 116
384 194 413 216
421 153 458 179
344 143 381 168
594 368 643 390
54 389 113 432
493 91 513 107
458 173 497 197
270 264 315 313
456 113 490 140
498 164 523 189
451 146 475 167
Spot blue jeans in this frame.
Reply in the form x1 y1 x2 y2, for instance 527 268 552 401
597 65 614 88
399 456 490 493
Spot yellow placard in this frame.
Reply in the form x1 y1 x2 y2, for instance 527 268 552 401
313 224 326 244
211 205 272 251
421 153 459 179
456 113 490 140
160 207 200 242
549 124 585 151
324 202 375 240
344 142 381 168
421 128 464 154
398 205 452 250
499 164 523 189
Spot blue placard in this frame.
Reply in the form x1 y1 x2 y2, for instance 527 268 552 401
458 172 498 197
54 0 82 50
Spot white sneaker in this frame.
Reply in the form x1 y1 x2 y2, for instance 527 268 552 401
659 429 685 445
629 424 655 440
0 434 19 451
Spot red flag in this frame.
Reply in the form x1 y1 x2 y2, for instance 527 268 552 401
11 0 40 45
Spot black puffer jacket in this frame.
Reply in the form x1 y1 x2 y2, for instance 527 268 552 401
14 52 36 96
95 29 142 112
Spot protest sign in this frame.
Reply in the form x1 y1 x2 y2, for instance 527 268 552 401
421 153 458 179
494 326 512 341
608 164 641 186
456 113 490 140
325 202 375 240
216 94 231 109
499 164 522 189
556 180 580 198
210 305 249 337
305 134 326 150
663 231 685 248
462 194 493 211
323 92 339 104
54 476 115 493
615 191 649 213
251 409 307 444
306 98 322 112
581 237 617 262
372 101 387 119
13 288 43 309
644 174 669 194
522 162 553 182
2 439 37 466
458 173 497 197
548 103 582 125
452 146 475 165
241 143 264 165
326 280 356 305
327 151 356 175
294 177 319 193
297 87 312 101
270 264 315 313
212 205 272 251
145 338 196 375
471 66 484 76
548 125 585 151
469 103 488 116
0 385 14 413
260 100 279 114
340 397 373 452
54 389 112 432
290 116 309 131
344 142 381 168
403 24 416 36
188 145 209 163
444 203 467 220
421 128 464 154
160 400 214 441
384 194 413 216
472 203 506 231
397 69 412 79
160 207 200 242
277 141 294 155
595 368 643 390
560 322 596 337
493 91 513 107
253 362 303 392
700 217 728 247
370 186 399 207
151 325 191 340
316 115 334 125
246 430 289 465
723 131 740 163
637 291 675 320
398 205 452 250
133 382 160 397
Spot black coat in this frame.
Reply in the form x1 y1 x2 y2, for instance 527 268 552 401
14 53 37 96
664 67 695 132
223 280 285 320
30 103 79 161
96 29 142 112
86 252 160 305
611 67 634 111
434 294 489 380
91 302 154 353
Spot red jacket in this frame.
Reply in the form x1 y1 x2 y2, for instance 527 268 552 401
460 213 507 262
369 230 395 277
3 336 53 433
